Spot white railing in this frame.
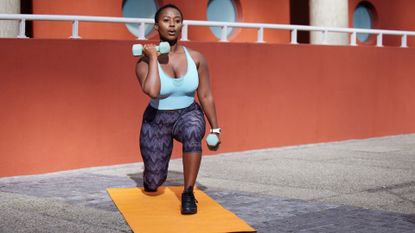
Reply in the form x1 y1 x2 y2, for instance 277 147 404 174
1 14 415 47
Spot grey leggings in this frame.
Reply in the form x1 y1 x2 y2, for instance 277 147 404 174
139 102 206 191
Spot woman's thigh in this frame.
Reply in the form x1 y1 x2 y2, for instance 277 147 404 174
173 104 206 153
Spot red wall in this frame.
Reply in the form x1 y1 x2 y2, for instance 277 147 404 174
1 39 415 177
31 0 290 43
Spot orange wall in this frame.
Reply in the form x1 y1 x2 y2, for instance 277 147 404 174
31 0 290 42
349 0 415 46
1 39 415 177
32 0 131 39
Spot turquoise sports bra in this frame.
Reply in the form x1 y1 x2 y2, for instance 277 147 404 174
150 47 199 110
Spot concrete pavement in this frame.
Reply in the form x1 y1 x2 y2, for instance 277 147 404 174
1 134 415 232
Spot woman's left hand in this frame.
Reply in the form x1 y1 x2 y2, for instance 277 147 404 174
207 133 221 151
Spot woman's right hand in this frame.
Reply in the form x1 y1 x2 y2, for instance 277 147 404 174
143 44 158 59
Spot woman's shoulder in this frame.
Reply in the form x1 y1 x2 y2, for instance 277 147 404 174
183 46 207 66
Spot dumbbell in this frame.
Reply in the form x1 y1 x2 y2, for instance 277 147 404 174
132 42 170 57
206 133 220 148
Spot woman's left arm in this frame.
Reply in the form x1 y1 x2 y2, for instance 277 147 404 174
195 51 220 131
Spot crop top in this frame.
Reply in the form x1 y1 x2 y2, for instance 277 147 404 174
150 47 199 110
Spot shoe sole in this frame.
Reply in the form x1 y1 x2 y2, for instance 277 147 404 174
181 209 197 215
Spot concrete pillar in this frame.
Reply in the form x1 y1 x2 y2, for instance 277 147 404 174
309 0 349 45
0 0 20 38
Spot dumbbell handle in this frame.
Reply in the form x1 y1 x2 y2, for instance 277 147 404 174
132 42 170 57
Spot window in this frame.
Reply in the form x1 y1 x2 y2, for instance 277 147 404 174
207 0 238 39
353 2 375 42
122 0 158 37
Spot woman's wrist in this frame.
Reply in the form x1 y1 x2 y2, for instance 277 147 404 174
209 128 221 134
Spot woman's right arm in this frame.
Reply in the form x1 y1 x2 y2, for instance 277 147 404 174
135 45 160 98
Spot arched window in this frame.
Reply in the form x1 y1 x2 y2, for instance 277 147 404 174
207 0 238 39
353 2 376 42
122 0 158 37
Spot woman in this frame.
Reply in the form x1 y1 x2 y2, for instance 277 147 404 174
135 4 221 215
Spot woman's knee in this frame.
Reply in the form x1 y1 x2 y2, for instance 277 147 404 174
143 169 168 190
183 140 203 153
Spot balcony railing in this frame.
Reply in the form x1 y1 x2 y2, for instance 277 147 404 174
1 14 415 47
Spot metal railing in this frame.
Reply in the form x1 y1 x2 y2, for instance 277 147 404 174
1 14 415 47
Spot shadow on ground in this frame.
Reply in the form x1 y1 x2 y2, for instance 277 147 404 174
127 171 208 191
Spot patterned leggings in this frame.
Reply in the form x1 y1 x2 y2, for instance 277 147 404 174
139 102 206 191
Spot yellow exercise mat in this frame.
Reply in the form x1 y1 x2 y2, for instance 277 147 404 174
107 186 256 233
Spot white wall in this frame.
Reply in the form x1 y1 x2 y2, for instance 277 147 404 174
310 0 349 45
0 0 20 38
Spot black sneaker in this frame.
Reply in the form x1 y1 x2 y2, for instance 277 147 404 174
181 186 198 215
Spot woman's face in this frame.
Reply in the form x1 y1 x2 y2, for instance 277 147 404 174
155 8 183 42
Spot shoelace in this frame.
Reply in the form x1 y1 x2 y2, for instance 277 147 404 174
183 192 198 203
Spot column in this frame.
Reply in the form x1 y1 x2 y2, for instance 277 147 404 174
309 0 349 45
0 0 21 38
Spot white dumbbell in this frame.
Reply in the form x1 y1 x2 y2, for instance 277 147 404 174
132 42 170 57
206 133 220 148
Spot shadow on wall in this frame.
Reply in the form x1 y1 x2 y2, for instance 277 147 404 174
290 0 310 44
21 0 33 37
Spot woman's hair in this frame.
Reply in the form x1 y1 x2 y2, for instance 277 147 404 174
154 4 184 23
